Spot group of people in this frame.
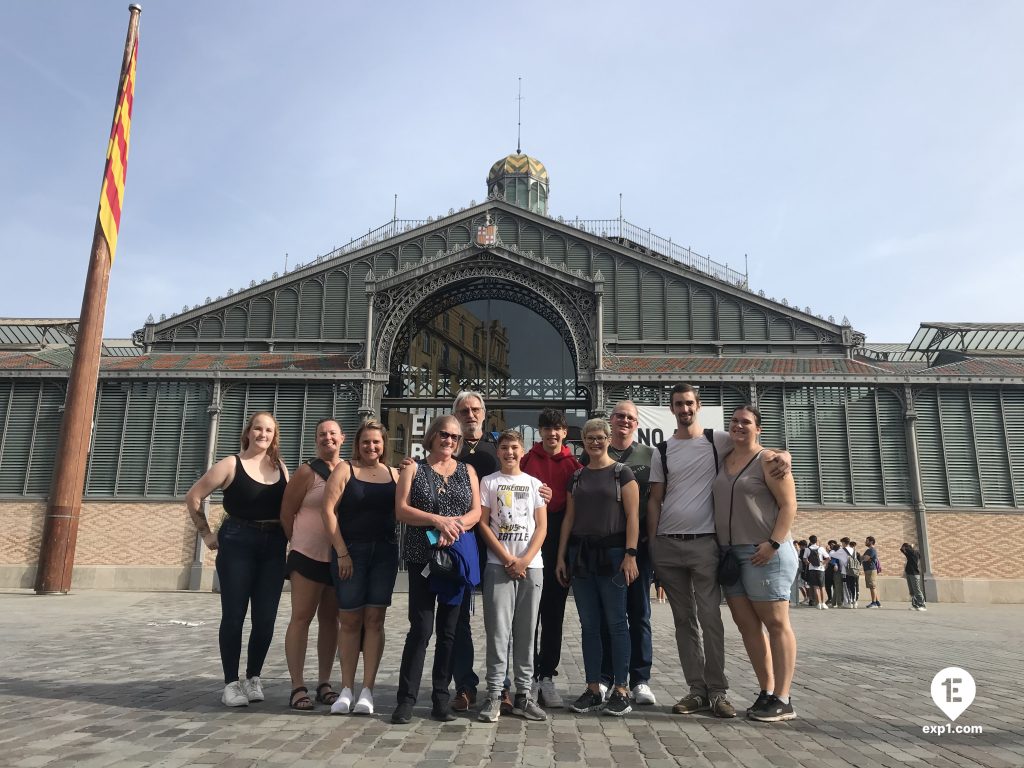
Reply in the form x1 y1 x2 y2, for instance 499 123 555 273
185 383 808 725
185 414 401 714
797 536 927 611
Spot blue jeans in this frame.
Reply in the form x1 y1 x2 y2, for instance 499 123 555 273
571 546 629 687
215 517 287 684
722 542 800 602
600 539 653 688
331 540 399 611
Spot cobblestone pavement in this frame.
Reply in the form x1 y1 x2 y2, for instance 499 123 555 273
0 590 1021 768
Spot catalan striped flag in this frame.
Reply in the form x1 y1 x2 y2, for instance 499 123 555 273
97 37 138 263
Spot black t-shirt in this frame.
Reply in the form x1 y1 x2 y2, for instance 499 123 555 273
457 434 498 479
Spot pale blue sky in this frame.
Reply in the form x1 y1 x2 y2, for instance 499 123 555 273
2 1 1022 343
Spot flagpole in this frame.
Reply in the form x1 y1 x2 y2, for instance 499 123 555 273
35 4 142 594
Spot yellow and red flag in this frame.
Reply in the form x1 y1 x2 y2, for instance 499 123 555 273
97 37 137 263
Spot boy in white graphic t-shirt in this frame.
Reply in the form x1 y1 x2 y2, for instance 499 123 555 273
477 429 548 722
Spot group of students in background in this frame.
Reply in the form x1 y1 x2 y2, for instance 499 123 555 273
187 383 936 727
796 536 928 611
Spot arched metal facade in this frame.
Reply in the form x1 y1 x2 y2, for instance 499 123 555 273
0 200 1022 516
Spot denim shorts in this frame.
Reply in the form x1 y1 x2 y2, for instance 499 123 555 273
331 540 399 611
722 542 799 602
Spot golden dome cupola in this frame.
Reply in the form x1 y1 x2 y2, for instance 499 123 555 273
486 151 549 215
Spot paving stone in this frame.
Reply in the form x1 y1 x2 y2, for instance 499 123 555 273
2 592 1022 767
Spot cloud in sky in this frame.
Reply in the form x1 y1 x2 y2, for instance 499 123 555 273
1 0 1022 344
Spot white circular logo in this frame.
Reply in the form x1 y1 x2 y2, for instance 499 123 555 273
930 667 976 722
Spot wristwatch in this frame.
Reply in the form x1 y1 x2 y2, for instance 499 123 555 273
624 547 638 557
768 539 781 550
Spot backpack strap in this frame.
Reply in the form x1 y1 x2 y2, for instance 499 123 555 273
569 467 584 497
307 457 332 482
656 441 668 481
704 428 720 474
613 462 623 504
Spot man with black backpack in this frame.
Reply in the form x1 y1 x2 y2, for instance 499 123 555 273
803 536 828 609
648 384 790 719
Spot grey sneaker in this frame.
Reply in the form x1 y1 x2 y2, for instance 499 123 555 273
536 677 563 708
672 693 710 714
240 676 264 702
478 696 502 723
711 694 738 718
512 694 547 721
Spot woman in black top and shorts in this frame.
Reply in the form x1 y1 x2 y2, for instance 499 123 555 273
185 411 289 708
391 414 481 724
321 420 400 716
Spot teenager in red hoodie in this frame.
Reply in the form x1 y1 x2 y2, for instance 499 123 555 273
520 408 582 708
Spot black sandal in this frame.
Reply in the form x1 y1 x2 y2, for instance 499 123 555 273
289 686 314 711
316 682 340 705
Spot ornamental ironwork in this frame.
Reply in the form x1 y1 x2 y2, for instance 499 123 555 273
371 259 597 379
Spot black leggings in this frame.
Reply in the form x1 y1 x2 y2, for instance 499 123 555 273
396 561 461 710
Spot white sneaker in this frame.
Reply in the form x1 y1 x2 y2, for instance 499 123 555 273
598 682 609 702
331 687 353 714
631 683 657 706
241 676 264 702
537 677 563 708
917 605 927 612
353 687 374 715
222 681 249 707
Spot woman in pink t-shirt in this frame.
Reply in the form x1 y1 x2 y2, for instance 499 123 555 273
280 418 345 711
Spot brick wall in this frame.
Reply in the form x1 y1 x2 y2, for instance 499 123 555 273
0 500 224 569
2 500 1021 584
926 511 1023 580
786 507 1023 580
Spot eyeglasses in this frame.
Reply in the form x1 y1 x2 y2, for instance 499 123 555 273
457 406 483 416
436 430 461 442
612 413 637 422
584 435 609 444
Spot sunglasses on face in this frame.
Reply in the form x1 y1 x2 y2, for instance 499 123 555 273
436 430 461 442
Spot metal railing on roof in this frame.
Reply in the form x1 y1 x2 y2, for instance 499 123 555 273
567 218 748 287
153 205 752 324
307 218 430 265
310 213 749 287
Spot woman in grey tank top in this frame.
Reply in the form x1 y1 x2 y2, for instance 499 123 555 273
711 406 798 723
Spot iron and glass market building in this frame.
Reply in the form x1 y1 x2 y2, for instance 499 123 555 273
1 153 1022 601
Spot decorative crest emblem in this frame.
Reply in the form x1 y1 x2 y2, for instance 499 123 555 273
475 213 497 247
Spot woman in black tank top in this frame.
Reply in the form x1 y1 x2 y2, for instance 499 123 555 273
319 420 400 716
185 411 290 709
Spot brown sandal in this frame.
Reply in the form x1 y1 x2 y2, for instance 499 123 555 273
316 682 340 705
289 686 314 711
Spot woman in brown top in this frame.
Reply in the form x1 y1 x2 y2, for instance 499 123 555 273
555 418 639 717
711 405 797 723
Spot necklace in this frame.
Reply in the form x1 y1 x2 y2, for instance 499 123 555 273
430 463 455 494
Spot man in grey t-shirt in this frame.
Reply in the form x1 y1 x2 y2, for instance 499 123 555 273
648 383 788 719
